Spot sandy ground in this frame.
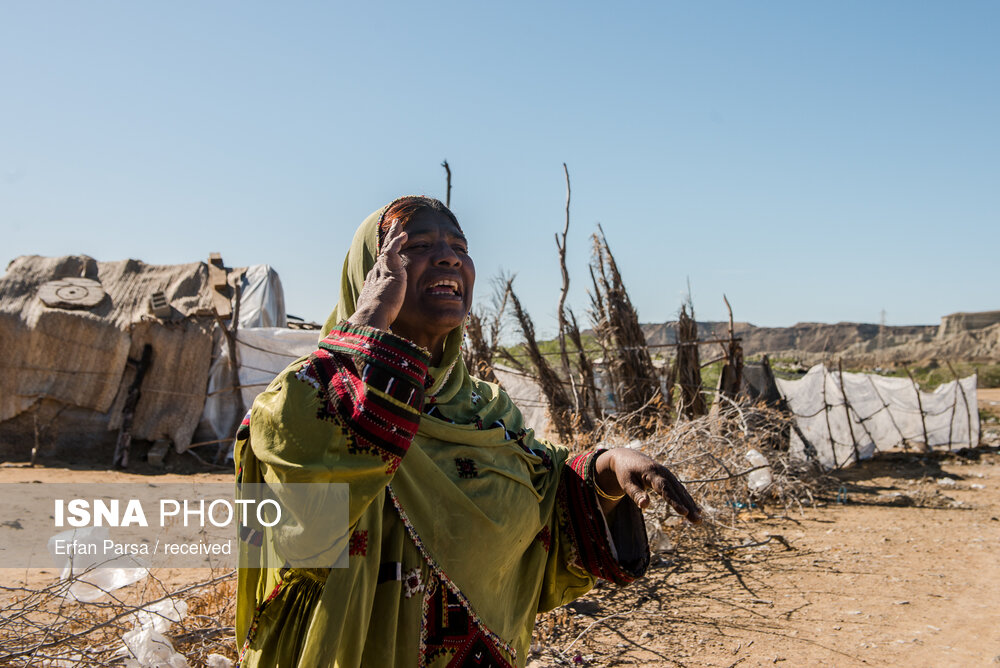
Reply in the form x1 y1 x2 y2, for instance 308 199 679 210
979 388 1000 412
2 398 998 667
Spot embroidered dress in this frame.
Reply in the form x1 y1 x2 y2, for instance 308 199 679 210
235 205 649 668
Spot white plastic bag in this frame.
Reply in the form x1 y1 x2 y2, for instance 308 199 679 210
745 449 774 493
121 626 190 668
119 598 190 668
46 527 149 602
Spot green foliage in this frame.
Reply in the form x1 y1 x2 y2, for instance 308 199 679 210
501 334 600 368
873 362 1000 390
978 364 1000 388
699 360 724 395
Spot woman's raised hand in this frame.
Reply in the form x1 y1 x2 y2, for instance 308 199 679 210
595 448 702 524
351 222 408 331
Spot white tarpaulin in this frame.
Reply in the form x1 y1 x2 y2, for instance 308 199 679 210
776 365 979 469
237 265 286 329
492 365 554 440
197 265 307 446
200 328 318 444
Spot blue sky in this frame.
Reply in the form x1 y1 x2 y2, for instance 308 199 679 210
2 2 998 335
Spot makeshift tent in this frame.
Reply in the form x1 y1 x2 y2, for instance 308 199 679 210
775 364 979 469
0 254 288 462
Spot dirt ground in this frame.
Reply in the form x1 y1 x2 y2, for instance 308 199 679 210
2 401 999 667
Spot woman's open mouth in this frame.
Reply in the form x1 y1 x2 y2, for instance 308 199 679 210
425 279 463 301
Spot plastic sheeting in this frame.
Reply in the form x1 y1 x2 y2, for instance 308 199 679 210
775 365 979 469
492 365 554 440
198 265 300 447
237 265 286 329
199 327 318 445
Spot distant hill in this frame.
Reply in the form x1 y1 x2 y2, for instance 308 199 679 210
640 320 938 359
583 312 1000 367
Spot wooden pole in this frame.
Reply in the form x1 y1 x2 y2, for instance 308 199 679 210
838 360 862 463
441 160 452 208
555 163 572 378
718 294 743 399
946 361 975 447
905 366 931 451
113 344 153 468
821 365 839 468
866 375 908 450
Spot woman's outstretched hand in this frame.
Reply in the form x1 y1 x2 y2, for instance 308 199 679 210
595 448 702 524
351 222 408 331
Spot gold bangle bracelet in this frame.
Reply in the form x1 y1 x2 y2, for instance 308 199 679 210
593 480 625 502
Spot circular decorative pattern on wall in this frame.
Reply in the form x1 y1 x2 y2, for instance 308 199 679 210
38 278 106 309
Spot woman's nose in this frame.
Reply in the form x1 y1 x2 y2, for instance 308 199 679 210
432 242 462 267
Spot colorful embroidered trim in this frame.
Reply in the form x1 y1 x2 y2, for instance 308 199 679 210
297 323 430 474
534 525 552 552
420 576 514 668
235 410 252 440
559 450 640 585
319 323 429 386
454 457 478 479
235 578 286 666
385 486 518 666
349 529 368 556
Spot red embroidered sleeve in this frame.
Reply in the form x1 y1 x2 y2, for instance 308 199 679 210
295 321 430 474
557 449 650 585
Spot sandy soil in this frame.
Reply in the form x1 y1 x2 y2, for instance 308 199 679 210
979 387 1000 412
2 443 999 667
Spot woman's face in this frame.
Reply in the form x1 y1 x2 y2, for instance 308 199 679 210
389 209 475 350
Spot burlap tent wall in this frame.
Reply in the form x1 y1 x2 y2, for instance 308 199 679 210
0 255 218 460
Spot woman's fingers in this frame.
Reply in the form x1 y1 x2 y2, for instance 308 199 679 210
621 475 652 509
648 467 702 524
381 222 408 265
351 223 410 331
606 448 702 524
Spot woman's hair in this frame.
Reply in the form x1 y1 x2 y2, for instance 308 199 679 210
377 196 460 251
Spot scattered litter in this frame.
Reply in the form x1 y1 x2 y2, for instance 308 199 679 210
117 598 190 668
47 527 149 602
746 449 774 492
937 478 956 487
121 626 189 668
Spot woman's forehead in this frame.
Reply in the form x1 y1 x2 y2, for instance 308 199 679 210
402 210 465 238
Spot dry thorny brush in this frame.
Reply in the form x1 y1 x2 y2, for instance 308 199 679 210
0 567 237 667
530 402 832 666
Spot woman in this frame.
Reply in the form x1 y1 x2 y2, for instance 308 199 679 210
235 196 701 667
